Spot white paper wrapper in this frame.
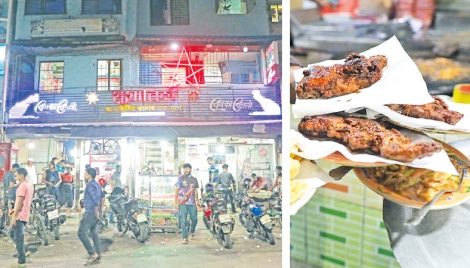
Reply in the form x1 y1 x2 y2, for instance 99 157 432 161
292 36 434 118
367 95 470 133
290 159 335 215
290 129 458 175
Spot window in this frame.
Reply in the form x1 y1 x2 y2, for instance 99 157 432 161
216 0 248 14
150 0 189 26
39 62 64 94
82 0 121 15
270 5 282 23
97 60 122 91
139 48 263 85
25 0 66 15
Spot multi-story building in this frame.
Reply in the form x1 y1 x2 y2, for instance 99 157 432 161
2 1 282 205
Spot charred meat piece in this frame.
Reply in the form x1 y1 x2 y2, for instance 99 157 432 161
298 115 443 162
296 53 388 99
387 96 464 125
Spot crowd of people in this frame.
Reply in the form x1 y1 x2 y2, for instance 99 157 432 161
1 156 282 266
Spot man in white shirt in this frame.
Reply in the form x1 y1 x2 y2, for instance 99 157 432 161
24 158 38 185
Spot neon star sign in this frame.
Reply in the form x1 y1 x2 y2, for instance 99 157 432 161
160 47 205 92
86 92 99 105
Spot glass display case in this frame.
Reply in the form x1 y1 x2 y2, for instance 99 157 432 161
136 174 179 231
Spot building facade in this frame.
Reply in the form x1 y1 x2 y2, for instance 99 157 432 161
3 0 282 200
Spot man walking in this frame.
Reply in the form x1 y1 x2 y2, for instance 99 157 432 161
174 163 200 244
109 165 122 223
219 164 236 213
77 168 102 265
9 167 34 267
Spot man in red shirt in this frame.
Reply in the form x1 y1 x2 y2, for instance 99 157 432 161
9 167 34 266
60 167 75 218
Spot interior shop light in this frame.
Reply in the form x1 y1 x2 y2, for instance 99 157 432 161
243 46 248 52
70 149 77 157
27 142 35 149
160 140 168 147
0 45 5 61
217 145 225 153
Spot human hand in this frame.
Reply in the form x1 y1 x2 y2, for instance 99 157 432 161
10 217 16 227
174 202 179 209
94 210 100 220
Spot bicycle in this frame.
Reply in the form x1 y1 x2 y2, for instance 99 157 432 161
86 139 121 155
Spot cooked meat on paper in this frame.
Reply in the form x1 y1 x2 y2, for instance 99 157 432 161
298 115 443 163
296 53 388 99
386 96 464 125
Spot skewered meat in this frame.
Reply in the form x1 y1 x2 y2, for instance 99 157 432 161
298 115 443 162
387 96 464 125
296 53 388 99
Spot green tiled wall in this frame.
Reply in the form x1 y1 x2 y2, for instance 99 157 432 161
291 183 400 268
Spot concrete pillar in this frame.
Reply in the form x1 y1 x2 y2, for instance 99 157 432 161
127 137 135 198
74 139 84 210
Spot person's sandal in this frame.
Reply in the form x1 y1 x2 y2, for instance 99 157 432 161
182 238 188 244
12 251 32 258
190 233 195 240
85 254 100 265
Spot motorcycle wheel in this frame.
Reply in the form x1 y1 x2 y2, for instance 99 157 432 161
219 231 233 249
265 228 275 245
202 216 211 231
239 213 246 226
117 219 123 232
134 222 148 243
34 214 49 246
53 225 60 240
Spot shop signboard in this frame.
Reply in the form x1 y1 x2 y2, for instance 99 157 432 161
265 41 280 85
7 86 281 125
31 18 120 37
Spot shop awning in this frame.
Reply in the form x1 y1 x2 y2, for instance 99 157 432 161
4 121 282 139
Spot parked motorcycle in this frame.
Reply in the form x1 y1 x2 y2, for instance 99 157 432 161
108 187 149 243
201 184 235 249
238 195 254 226
266 197 282 228
31 188 66 244
240 198 275 245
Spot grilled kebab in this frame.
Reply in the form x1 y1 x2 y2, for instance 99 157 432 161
296 53 388 99
387 96 464 125
298 115 443 162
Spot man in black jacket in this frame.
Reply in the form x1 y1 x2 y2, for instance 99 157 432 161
219 164 236 213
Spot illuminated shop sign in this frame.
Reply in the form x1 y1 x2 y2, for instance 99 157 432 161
112 89 179 105
210 98 253 112
265 41 280 85
105 105 183 112
34 99 77 114
210 90 280 116
9 94 77 119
